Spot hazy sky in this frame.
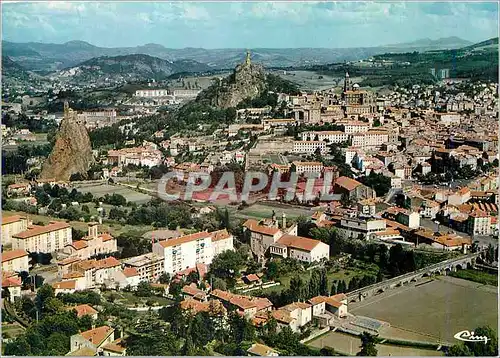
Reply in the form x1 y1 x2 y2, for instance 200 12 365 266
2 1 499 48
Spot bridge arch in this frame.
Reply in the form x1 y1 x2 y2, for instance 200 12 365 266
455 263 464 270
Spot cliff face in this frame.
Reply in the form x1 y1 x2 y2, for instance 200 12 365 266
200 56 267 109
40 104 94 181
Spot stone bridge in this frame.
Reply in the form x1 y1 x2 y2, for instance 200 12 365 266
347 252 481 302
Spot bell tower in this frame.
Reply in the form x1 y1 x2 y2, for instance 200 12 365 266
343 72 352 92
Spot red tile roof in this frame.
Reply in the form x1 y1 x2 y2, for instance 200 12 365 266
276 234 322 252
69 304 98 318
158 231 211 248
80 326 114 346
52 280 76 290
123 267 139 277
12 221 70 239
2 249 28 263
336 176 362 191
2 215 26 225
2 275 22 288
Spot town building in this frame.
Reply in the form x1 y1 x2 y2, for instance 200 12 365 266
122 253 164 283
63 222 117 260
337 215 387 240
292 141 327 155
12 221 72 253
2 249 29 273
334 176 376 201
2 215 29 246
291 161 324 175
300 131 349 144
269 235 329 263
152 230 234 275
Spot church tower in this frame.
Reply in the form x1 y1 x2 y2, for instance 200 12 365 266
343 72 352 92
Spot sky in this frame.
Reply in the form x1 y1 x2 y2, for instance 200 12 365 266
2 1 499 48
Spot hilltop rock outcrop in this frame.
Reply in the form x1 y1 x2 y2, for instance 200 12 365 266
198 51 267 109
40 102 94 181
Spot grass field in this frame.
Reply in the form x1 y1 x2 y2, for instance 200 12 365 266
308 331 443 356
75 183 153 204
448 269 498 286
349 276 498 344
103 291 173 308
1 323 25 339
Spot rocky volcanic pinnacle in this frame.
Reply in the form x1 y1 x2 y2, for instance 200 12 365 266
40 103 94 181
208 51 266 109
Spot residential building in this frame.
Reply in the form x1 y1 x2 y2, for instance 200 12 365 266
269 235 329 263
247 343 279 357
271 302 312 332
467 210 492 237
210 289 273 318
448 187 471 206
413 230 471 251
12 221 72 253
338 120 370 134
152 230 234 275
2 273 22 301
2 215 28 246
291 161 324 175
337 216 387 240
334 176 376 201
67 304 99 319
2 249 29 273
350 131 389 149
300 131 349 144
122 253 164 283
293 141 327 155
69 326 117 355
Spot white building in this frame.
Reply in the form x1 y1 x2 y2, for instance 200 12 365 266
2 215 29 246
293 141 327 155
300 131 349 144
135 89 170 97
338 121 370 134
269 235 329 263
12 221 72 253
350 131 389 149
153 230 234 275
337 216 387 240
291 161 323 175
2 249 29 273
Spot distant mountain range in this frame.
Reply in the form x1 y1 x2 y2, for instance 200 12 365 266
52 54 212 82
2 36 478 72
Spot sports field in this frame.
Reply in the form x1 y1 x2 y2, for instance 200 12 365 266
350 276 498 344
75 183 153 204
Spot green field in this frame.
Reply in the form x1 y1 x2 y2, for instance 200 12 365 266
448 269 498 286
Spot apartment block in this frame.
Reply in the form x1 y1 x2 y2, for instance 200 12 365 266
12 221 72 253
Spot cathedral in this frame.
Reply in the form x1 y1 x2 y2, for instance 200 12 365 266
341 72 376 115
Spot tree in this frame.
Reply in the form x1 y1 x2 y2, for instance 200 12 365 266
135 282 153 297
158 272 171 284
464 326 498 356
35 189 51 207
357 331 378 356
265 261 279 280
209 250 245 280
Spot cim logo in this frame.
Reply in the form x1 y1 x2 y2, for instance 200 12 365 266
454 330 490 344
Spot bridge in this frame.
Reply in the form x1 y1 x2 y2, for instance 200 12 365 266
347 252 481 302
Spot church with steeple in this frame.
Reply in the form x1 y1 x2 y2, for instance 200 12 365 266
341 72 376 115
